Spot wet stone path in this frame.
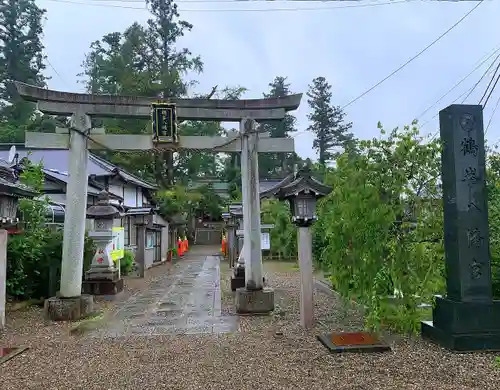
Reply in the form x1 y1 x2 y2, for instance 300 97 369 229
91 251 239 338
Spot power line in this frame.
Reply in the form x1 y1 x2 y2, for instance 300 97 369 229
41 18 72 89
483 71 500 108
415 44 500 122
461 52 499 103
422 83 487 140
340 0 484 110
479 58 500 104
86 0 485 2
43 0 415 11
485 93 500 135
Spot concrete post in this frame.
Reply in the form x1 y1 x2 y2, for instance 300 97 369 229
240 118 263 290
60 111 90 298
136 224 146 277
298 227 314 328
227 224 236 268
0 229 7 330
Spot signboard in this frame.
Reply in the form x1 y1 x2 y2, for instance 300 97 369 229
110 227 124 261
261 232 270 250
151 102 178 143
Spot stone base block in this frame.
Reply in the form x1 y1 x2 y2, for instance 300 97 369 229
231 276 266 291
82 278 124 296
421 297 500 352
235 287 274 314
44 295 94 321
421 321 500 352
85 268 119 282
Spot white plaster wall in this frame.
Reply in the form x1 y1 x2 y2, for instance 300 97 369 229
123 185 136 207
108 184 123 200
136 187 143 207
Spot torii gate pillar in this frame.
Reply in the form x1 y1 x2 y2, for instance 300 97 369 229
234 118 274 314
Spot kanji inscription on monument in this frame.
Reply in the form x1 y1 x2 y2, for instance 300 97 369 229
440 105 491 301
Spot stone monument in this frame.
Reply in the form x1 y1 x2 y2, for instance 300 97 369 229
421 104 500 351
82 191 124 296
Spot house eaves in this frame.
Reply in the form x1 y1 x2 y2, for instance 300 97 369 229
89 153 157 190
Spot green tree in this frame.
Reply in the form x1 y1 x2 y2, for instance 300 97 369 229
314 122 444 333
0 0 47 124
486 149 500 297
307 77 355 165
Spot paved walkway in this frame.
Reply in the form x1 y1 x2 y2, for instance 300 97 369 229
91 246 238 338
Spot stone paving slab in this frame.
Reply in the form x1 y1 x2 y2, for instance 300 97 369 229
90 248 238 339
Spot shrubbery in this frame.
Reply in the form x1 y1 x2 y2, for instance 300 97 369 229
119 249 135 276
6 159 95 300
310 123 500 333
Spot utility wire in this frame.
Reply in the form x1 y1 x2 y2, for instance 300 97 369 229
483 71 500 108
479 59 500 105
460 52 499 103
485 94 500 135
87 0 485 2
41 18 72 89
423 83 489 140
43 0 414 11
415 44 500 122
340 0 484 110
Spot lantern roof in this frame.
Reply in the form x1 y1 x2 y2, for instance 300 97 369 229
260 167 332 200
86 190 121 219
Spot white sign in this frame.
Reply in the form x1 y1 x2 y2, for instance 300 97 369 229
261 232 270 250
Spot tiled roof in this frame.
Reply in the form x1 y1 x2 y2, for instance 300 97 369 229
0 148 156 190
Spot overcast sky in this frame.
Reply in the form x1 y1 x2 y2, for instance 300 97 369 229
36 0 500 159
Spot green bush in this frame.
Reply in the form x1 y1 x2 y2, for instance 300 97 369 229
119 250 135 276
6 229 96 300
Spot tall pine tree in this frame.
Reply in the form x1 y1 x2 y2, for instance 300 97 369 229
147 0 203 186
0 0 47 124
259 76 299 178
80 1 203 186
307 77 354 165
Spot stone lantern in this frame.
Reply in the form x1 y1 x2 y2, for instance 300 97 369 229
279 168 331 328
276 168 331 227
261 167 331 328
82 190 124 296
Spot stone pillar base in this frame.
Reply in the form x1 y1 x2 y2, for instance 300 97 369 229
421 297 500 352
44 294 94 321
82 278 124 296
235 287 274 314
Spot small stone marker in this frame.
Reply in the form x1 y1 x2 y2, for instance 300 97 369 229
0 346 28 365
317 332 391 353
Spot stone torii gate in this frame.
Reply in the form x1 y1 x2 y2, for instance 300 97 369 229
14 81 301 319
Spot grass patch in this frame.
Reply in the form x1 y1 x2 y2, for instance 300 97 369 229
69 312 105 335
8 299 44 311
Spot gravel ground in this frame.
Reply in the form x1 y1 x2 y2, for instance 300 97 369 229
1 260 499 390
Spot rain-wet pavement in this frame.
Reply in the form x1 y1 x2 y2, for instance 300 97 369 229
90 247 239 338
